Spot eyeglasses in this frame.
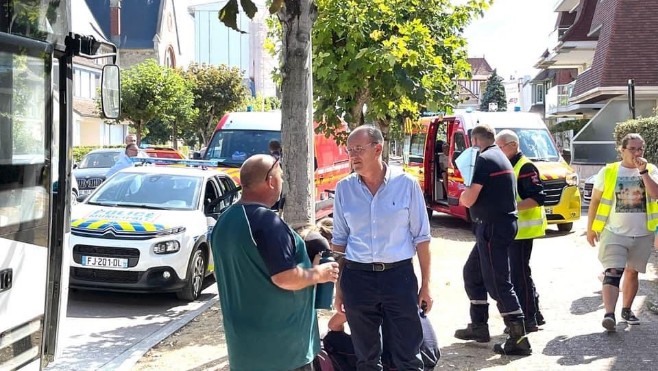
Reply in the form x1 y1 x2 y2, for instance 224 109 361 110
625 146 645 153
346 142 377 155
264 156 280 181
499 142 516 149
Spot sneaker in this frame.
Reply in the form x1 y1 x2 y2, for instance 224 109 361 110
621 308 640 325
602 313 616 332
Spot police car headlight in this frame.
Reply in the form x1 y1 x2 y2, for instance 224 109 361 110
153 240 180 254
566 173 578 186
157 226 186 237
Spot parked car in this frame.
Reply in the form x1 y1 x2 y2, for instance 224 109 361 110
68 164 240 301
582 174 595 204
73 148 123 197
145 147 185 160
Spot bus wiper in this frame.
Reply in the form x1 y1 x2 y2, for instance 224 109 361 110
87 201 117 207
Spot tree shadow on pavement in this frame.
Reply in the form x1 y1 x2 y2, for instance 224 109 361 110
436 337 527 370
429 214 475 242
570 291 602 315
543 327 658 368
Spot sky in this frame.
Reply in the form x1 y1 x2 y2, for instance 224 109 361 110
182 0 558 81
458 0 558 80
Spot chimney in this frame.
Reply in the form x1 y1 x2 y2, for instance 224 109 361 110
110 0 121 46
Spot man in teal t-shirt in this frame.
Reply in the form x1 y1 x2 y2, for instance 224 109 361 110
211 154 339 371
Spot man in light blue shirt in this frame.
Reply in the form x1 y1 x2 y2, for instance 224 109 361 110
332 125 432 370
106 143 139 178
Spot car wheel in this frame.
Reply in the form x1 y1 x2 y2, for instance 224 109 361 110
177 248 205 301
557 222 573 232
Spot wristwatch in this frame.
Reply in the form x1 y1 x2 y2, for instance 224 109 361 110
640 169 649 175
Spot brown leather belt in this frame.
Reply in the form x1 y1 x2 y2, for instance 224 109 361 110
345 259 411 272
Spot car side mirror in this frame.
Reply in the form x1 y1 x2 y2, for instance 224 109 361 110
77 194 89 203
192 151 202 160
73 163 78 169
101 64 121 119
452 151 462 167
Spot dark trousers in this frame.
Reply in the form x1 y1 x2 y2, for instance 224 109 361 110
341 262 423 371
508 238 538 323
463 219 524 323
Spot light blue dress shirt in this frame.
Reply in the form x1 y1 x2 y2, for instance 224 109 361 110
332 164 431 263
106 153 134 178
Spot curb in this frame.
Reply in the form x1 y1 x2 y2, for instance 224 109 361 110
98 296 219 371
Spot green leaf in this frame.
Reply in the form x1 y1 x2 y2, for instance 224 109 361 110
240 0 258 19
269 0 284 14
218 0 246 34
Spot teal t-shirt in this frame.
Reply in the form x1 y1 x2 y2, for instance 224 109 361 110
211 204 319 371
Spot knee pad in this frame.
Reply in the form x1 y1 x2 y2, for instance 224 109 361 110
602 268 624 287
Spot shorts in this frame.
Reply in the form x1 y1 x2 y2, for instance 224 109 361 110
598 229 654 273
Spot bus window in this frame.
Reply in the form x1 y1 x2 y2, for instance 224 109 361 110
0 47 49 235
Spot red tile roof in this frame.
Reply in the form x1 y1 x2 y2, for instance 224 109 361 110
467 58 493 76
573 0 658 100
561 0 598 42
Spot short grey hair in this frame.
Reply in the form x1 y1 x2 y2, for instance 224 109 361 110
495 129 519 145
348 125 384 144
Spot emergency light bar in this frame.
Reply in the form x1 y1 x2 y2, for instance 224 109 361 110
131 157 220 167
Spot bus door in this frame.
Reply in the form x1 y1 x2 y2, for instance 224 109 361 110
0 32 55 371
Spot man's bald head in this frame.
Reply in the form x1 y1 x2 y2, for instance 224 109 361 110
240 154 278 190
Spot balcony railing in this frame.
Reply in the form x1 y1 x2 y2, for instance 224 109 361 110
546 82 575 115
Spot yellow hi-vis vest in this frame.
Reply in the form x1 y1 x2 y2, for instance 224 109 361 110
592 162 658 233
513 156 547 239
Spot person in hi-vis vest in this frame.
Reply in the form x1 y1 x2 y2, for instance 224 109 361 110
495 130 547 333
587 133 658 332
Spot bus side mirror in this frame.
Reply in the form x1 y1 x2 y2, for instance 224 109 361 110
101 64 121 119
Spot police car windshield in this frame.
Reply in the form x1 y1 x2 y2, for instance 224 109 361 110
205 130 281 166
87 172 202 210
498 128 560 162
79 151 121 169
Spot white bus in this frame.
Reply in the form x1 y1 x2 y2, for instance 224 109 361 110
0 1 120 369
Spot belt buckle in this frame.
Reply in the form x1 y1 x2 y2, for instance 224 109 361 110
372 263 385 272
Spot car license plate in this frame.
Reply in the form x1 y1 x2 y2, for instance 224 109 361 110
82 256 128 268
545 207 553 215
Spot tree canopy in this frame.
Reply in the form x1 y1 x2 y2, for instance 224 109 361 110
180 64 251 146
479 69 506 112
311 0 491 139
117 59 196 144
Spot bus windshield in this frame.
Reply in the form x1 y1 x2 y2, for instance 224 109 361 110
205 129 280 167
501 128 560 162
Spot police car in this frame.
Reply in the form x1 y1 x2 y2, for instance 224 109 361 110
69 159 240 301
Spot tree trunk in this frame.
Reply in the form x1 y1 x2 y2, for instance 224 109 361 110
136 120 143 145
348 88 370 130
172 120 178 149
377 119 390 163
278 0 317 228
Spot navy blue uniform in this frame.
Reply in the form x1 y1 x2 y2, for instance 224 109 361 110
508 152 546 326
463 144 524 324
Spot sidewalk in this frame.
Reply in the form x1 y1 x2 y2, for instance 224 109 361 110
431 217 658 371
134 215 658 370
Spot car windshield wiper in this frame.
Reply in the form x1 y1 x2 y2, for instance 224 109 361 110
113 203 168 210
86 201 117 207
